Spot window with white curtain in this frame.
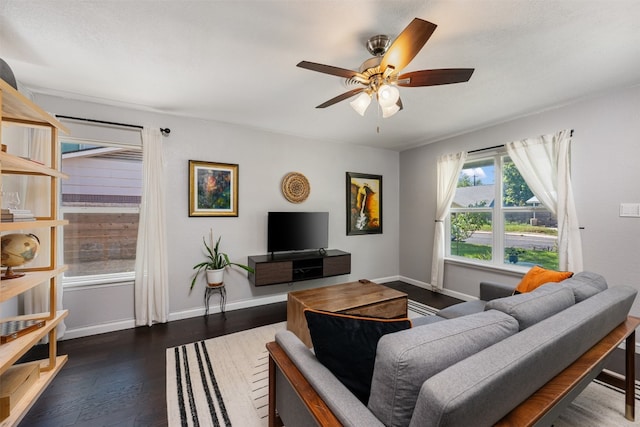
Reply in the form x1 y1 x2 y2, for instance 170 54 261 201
447 151 559 269
60 137 141 285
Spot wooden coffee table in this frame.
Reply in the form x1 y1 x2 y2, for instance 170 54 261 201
287 280 408 347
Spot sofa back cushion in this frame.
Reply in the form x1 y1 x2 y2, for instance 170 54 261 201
559 271 607 302
410 286 637 427
485 283 575 330
367 310 518 427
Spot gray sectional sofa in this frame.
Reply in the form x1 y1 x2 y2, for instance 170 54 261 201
269 272 637 427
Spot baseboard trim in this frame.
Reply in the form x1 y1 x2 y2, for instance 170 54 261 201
62 319 136 340
62 293 289 340
168 293 288 322
394 275 477 302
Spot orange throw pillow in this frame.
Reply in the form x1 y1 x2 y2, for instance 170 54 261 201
514 265 573 293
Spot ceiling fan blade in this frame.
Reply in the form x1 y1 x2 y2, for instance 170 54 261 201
297 61 366 81
316 88 365 108
380 18 437 74
397 68 475 87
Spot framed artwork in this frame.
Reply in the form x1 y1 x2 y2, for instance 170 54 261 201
189 160 239 217
346 172 382 235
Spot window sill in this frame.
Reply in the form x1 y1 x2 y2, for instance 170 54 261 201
445 257 529 278
63 272 135 289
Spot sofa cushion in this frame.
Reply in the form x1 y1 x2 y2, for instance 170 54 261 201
304 308 412 404
410 314 446 327
514 265 573 293
436 300 486 319
367 310 518 427
410 286 637 427
559 271 608 302
485 283 575 330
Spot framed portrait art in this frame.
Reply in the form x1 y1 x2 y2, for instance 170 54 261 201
346 172 382 235
189 160 239 217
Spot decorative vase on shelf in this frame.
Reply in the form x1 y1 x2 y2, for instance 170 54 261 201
1 233 40 279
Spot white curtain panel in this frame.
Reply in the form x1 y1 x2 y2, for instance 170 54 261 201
506 129 583 271
23 128 66 338
134 128 169 326
430 151 467 290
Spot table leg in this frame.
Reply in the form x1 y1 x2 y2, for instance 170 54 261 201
220 286 227 318
626 330 636 421
204 288 211 316
204 286 225 317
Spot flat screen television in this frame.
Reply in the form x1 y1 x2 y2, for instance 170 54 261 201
267 212 329 254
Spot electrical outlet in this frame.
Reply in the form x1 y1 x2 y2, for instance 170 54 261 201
620 203 640 217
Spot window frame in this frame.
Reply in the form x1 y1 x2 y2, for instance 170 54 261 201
58 136 142 288
446 149 556 270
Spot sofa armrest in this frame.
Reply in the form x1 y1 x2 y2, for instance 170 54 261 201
268 331 385 427
480 281 516 300
267 340 340 427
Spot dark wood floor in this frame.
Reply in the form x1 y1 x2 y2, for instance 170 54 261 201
19 281 455 426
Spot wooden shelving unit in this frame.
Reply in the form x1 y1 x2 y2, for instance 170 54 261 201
0 78 69 426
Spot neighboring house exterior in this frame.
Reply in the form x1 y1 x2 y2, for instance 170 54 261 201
452 185 495 208
61 145 141 276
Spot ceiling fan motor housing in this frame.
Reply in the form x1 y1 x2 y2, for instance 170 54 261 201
366 34 391 56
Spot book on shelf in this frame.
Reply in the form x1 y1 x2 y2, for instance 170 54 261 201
1 214 35 222
1 208 31 214
1 208 35 222
1 217 36 222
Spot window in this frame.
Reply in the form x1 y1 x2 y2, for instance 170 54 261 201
60 138 142 284
448 152 558 269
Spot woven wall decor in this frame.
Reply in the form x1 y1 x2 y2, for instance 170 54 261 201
282 172 310 203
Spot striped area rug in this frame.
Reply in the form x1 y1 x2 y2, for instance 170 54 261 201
408 299 440 317
166 322 286 427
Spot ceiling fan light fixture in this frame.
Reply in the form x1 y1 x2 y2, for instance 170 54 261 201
350 91 372 116
381 103 401 118
377 84 400 108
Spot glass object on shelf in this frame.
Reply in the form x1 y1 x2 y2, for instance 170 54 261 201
3 191 21 210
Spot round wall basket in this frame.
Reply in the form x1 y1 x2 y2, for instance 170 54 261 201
282 172 310 203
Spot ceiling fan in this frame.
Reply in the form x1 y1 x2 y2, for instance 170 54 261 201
297 18 474 118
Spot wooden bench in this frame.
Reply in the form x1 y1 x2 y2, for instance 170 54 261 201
267 316 640 427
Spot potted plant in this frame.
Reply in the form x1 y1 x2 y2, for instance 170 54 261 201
190 234 254 290
506 247 525 264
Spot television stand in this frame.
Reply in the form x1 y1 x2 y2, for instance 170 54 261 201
247 249 351 286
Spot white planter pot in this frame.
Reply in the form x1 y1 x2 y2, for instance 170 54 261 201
206 268 225 286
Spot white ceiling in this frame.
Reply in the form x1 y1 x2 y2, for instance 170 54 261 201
1 0 639 151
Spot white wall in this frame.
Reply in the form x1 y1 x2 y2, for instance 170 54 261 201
399 84 640 316
33 94 400 337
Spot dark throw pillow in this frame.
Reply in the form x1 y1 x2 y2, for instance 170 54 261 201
304 308 412 404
